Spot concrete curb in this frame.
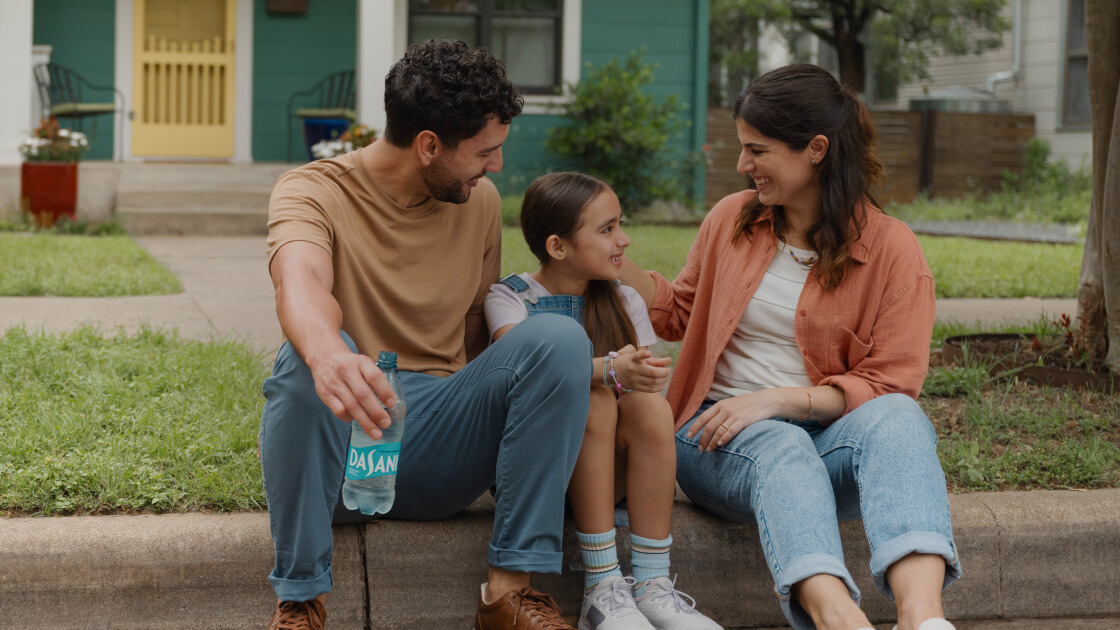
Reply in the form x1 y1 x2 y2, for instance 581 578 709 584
2 489 1118 630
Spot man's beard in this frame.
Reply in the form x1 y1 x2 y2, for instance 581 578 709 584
422 158 478 204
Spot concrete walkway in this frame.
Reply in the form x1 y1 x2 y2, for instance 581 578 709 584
907 220 1083 245
0 236 1113 630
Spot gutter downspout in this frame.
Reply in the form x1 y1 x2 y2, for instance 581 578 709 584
986 0 1022 94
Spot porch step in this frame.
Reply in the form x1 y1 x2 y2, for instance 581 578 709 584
116 188 273 235
113 162 293 235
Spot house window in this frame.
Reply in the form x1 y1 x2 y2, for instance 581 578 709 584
1062 0 1090 127
408 0 563 95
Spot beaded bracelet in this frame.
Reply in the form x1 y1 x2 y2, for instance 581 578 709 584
602 357 611 388
607 351 634 397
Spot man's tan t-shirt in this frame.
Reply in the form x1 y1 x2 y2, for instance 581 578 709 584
266 147 502 376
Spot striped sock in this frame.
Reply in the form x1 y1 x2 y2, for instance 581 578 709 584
630 533 672 594
577 528 622 590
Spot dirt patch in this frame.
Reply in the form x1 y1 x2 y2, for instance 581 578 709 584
943 333 1118 392
948 333 1110 372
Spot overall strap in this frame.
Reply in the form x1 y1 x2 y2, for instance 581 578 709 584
499 273 538 304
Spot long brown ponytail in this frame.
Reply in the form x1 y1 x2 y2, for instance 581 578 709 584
521 172 638 355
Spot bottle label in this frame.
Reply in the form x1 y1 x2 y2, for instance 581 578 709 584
345 443 401 480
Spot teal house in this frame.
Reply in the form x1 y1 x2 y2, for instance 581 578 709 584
2 0 709 202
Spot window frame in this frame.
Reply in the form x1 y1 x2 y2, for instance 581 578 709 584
407 0 566 97
1058 0 1091 131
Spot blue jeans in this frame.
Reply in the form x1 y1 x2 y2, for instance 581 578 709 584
259 314 592 601
675 394 961 630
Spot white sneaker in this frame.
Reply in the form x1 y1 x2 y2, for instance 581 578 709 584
632 576 722 630
892 620 957 630
579 576 656 630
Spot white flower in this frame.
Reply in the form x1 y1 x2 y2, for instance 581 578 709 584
310 139 354 160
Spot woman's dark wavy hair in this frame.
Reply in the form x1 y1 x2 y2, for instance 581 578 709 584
521 172 638 356
732 64 885 291
383 39 524 149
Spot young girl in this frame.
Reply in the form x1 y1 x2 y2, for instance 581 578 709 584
485 172 722 630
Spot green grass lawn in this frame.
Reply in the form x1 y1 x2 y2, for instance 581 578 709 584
2 321 1116 515
0 326 266 515
0 234 182 297
885 188 1092 226
917 236 1081 298
502 226 1082 299
925 359 1120 492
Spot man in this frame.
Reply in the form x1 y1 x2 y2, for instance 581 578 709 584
261 40 591 630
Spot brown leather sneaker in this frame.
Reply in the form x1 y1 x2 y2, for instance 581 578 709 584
475 585 575 630
268 594 327 630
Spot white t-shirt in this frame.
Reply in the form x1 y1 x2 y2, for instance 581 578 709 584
707 240 814 400
485 273 658 347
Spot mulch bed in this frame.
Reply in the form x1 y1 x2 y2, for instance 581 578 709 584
942 333 1118 391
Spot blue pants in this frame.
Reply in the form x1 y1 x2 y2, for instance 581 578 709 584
675 394 961 630
259 315 592 601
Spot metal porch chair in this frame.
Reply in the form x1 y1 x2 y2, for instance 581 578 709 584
286 69 357 162
33 63 126 162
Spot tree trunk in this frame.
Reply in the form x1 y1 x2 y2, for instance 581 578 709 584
1080 0 1120 371
833 24 866 93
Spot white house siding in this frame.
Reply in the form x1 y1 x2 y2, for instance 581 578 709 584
893 0 1091 167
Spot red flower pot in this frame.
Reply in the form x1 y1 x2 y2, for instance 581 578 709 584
20 161 78 228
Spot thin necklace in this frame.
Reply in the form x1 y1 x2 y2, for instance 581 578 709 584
780 237 817 267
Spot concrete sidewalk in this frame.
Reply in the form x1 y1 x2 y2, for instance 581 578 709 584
0 236 1112 630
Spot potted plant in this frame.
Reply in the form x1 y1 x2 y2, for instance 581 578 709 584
309 123 377 160
18 117 90 227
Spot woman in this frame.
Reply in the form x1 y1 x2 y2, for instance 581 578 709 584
621 64 960 630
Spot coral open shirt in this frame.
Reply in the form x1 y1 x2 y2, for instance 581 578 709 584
648 190 936 430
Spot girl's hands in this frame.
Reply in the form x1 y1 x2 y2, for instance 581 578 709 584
611 345 672 393
687 389 785 451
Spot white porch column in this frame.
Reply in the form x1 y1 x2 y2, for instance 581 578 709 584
114 0 132 161
233 0 254 163
0 0 34 166
356 0 407 135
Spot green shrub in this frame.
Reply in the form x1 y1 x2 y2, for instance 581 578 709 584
546 50 691 213
1002 137 1092 199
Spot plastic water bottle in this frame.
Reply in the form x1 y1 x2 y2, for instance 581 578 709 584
342 351 406 515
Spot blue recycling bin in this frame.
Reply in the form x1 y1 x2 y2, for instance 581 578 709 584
302 117 351 161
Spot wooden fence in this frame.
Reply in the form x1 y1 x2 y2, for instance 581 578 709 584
704 108 751 209
704 108 1035 208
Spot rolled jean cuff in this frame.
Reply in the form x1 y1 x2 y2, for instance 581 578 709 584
775 552 860 630
870 531 962 600
270 565 332 602
488 544 563 574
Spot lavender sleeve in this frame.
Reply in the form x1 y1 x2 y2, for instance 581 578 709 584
484 282 530 342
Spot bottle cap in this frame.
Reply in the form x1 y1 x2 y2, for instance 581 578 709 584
377 351 398 369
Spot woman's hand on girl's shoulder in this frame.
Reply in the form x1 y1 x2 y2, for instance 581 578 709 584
613 345 671 394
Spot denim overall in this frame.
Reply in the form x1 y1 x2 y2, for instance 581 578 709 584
499 273 585 325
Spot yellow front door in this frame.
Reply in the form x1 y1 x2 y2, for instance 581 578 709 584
131 0 236 158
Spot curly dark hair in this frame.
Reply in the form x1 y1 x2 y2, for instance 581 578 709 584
383 39 524 149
